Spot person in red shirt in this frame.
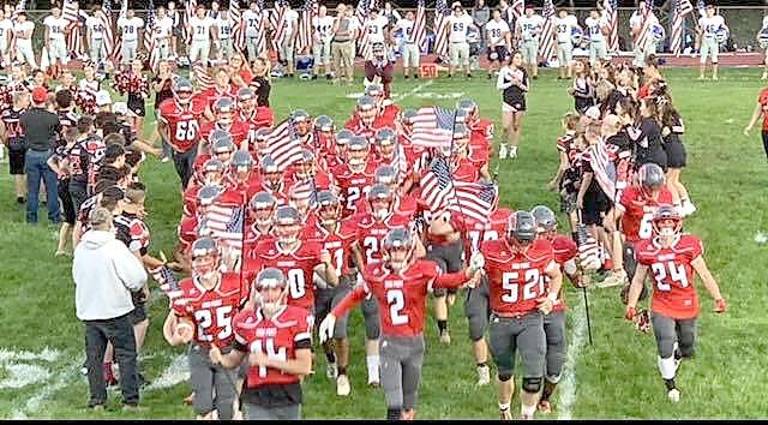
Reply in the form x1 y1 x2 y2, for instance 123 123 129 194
624 205 726 403
210 267 313 420
199 97 251 150
183 158 226 219
481 210 562 420
323 128 352 172
198 67 237 120
313 115 336 159
742 85 768 161
226 150 262 201
163 237 246 420
332 137 378 218
365 83 400 124
344 95 392 139
235 88 274 144
446 123 490 182
258 155 288 200
290 109 315 148
157 78 207 188
457 99 495 154
319 227 481 420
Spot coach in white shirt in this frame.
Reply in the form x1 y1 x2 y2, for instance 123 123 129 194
445 2 476 79
585 8 608 66
553 8 577 79
117 9 144 65
13 11 36 68
395 11 420 79
188 5 217 65
312 5 335 79
243 1 263 62
154 7 174 62
516 5 543 79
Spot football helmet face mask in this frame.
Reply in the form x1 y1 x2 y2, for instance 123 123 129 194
288 185 312 216
252 267 288 317
260 156 283 190
365 83 385 107
314 115 335 136
249 191 277 227
357 95 378 127
530 205 557 237
347 137 370 171
231 150 254 181
316 190 341 227
196 185 222 217
253 128 271 155
274 206 302 245
291 109 311 136
507 211 537 250
212 137 236 163
382 227 414 273
652 204 683 240
374 165 399 193
367 183 393 221
202 159 226 186
237 88 256 113
456 99 479 124
295 149 316 180
191 237 221 282
173 78 194 105
375 127 397 160
335 129 353 155
213 97 236 130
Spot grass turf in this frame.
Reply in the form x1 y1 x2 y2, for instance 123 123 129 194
0 67 767 419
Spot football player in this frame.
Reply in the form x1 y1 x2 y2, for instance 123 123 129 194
227 150 262 201
481 211 563 420
258 155 287 201
183 158 227 219
333 136 378 218
313 115 336 159
345 95 391 139
290 109 314 147
324 129 353 171
625 205 726 402
457 99 494 155
236 88 274 143
244 191 278 250
164 237 245 420
200 97 251 150
209 268 313 420
320 227 482 420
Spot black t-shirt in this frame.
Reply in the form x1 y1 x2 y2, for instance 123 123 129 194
152 75 175 109
20 107 61 151
249 76 271 107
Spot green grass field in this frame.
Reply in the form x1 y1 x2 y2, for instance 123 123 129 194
1 67 767 419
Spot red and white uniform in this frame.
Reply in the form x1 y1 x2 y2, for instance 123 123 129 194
344 113 396 137
158 98 207 153
172 273 246 347
177 214 202 255
353 194 420 220
302 220 358 276
635 235 704 320
465 207 513 254
482 238 557 316
332 161 378 218
196 86 237 109
353 213 412 266
200 119 252 148
331 260 467 337
469 118 494 152
617 185 674 244
450 156 482 182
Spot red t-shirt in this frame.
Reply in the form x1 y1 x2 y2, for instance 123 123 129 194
618 185 674 244
758 88 768 131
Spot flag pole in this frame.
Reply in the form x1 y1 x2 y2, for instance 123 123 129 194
575 208 594 346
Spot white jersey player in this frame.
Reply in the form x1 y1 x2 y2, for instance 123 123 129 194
553 9 578 79
516 5 544 79
395 11 420 79
629 1 660 68
242 1 263 61
696 4 725 80
279 4 300 77
117 9 144 65
44 7 70 70
584 8 609 66
312 5 335 79
86 6 108 66
154 7 174 62
188 5 218 65
445 2 475 78
484 10 511 78
363 9 389 60
214 10 233 60
13 12 36 68
0 10 12 67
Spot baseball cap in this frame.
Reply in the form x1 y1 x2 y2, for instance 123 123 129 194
31 87 48 104
95 90 112 107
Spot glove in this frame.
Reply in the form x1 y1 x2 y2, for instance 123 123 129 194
318 314 336 344
468 252 485 274
714 298 727 313
624 306 637 321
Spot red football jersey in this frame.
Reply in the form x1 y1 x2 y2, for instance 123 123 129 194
759 88 768 131
332 161 378 218
244 239 324 312
354 213 412 266
177 214 200 254
549 234 578 313
483 238 556 315
635 235 704 320
465 207 513 254
172 273 246 347
233 305 312 388
200 120 252 149
158 98 207 152
226 173 264 203
332 260 467 337
451 157 481 182
196 86 237 109
618 185 674 243
353 194 419 221
302 220 357 276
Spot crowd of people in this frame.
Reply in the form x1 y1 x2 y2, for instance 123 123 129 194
0 0 744 422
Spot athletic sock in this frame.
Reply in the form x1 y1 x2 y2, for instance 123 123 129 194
366 355 380 382
325 349 336 363
521 403 536 418
437 320 448 334
338 366 347 376
663 378 677 391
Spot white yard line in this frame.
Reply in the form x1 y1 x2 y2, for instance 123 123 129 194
557 294 589 420
0 347 60 363
145 353 189 391
10 360 80 419
392 80 434 102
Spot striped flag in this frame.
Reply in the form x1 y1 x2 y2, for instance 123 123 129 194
270 0 288 51
267 118 303 171
111 0 128 65
95 0 116 67
203 202 246 250
290 179 318 205
511 0 524 29
296 0 317 54
185 0 197 45
696 0 706 18
446 181 498 225
419 156 453 214
145 0 159 71
193 62 214 89
588 139 617 203
230 0 246 53
432 0 450 56
255 0 268 54
149 264 184 300
412 0 427 50
356 0 372 57
634 2 655 54
603 0 619 53
538 0 555 63
411 106 456 149
670 0 694 54
63 0 86 60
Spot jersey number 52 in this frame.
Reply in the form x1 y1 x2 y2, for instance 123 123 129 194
501 269 542 303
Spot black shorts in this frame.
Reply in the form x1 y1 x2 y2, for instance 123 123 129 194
128 304 147 325
128 96 146 118
664 141 687 168
8 143 26 175
487 46 508 62
58 178 76 225
582 182 610 226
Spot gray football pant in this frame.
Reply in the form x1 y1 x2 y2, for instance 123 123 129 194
651 312 697 359
380 335 425 410
488 312 546 379
331 277 380 340
543 310 566 383
243 401 301 420
188 343 237 419
464 274 490 341
426 239 464 297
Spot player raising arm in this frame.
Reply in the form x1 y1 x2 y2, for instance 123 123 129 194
624 205 726 403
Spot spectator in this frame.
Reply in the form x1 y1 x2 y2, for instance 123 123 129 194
20 86 61 224
73 207 147 411
472 0 490 50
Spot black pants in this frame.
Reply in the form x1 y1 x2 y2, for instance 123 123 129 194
84 313 140 407
762 131 768 160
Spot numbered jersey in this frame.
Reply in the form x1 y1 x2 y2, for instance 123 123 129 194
635 235 704 320
447 14 474 43
43 16 68 41
246 239 323 312
466 207 513 254
549 234 578 313
483 238 556 315
517 15 544 41
172 273 245 347
301 220 357 276
364 16 388 43
617 185 673 244
698 15 725 39
354 213 412 266
332 161 377 218
157 98 207 152
0 107 24 141
233 305 312 388
554 15 578 43
484 19 510 47
242 10 262 37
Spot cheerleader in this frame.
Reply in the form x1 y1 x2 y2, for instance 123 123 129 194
569 59 595 114
114 58 150 135
548 112 583 235
496 50 528 160
658 96 695 216
627 97 667 171
77 63 101 115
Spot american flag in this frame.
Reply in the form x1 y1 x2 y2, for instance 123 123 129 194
670 0 694 54
412 0 427 49
411 106 456 149
112 0 128 65
255 0 268 54
290 179 318 205
296 0 318 54
149 264 184 300
603 0 619 53
419 156 453 214
203 202 246 251
696 0 706 18
587 139 617 203
270 0 288 51
185 0 197 45
446 181 498 225
511 0 524 30
356 0 372 57
63 0 86 60
193 62 214 89
538 0 555 63
267 118 303 171
145 0 159 71
432 0 450 56
96 0 116 67
634 1 655 55
230 0 247 53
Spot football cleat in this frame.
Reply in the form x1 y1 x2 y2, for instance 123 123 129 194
667 388 680 403
336 374 351 396
498 144 509 160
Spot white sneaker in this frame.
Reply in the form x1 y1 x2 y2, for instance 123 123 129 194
597 270 627 288
683 201 697 217
439 330 451 344
498 144 508 160
336 374 351 396
667 388 680 403
326 362 338 380
509 146 518 159
161 156 170 163
476 365 491 386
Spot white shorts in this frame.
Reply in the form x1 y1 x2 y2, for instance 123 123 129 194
246 35 261 59
89 38 104 63
557 42 573 66
121 40 139 64
700 38 719 64
155 37 171 60
402 42 420 68
521 40 539 64
633 39 658 67
15 40 36 67
189 40 211 64
48 38 69 64
217 38 233 58
312 39 332 66
589 39 609 65
280 39 295 64
449 41 470 66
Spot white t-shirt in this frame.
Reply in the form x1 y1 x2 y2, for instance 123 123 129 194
282 9 299 37
312 15 335 42
13 21 35 42
189 16 214 42
629 11 643 32
484 19 510 47
44 16 68 41
517 14 544 41
364 15 389 43
155 16 174 39
447 13 474 43
117 17 144 42
0 18 13 42
698 15 725 39
554 15 578 43
243 9 261 37
85 16 105 40
216 16 232 39
395 18 415 42
585 16 606 41
763 15 768 29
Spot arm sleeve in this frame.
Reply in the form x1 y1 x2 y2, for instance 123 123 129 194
330 285 367 317
433 271 468 289
112 242 148 291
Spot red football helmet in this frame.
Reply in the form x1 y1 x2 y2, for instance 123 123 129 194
249 191 277 227
190 237 221 280
652 204 683 239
